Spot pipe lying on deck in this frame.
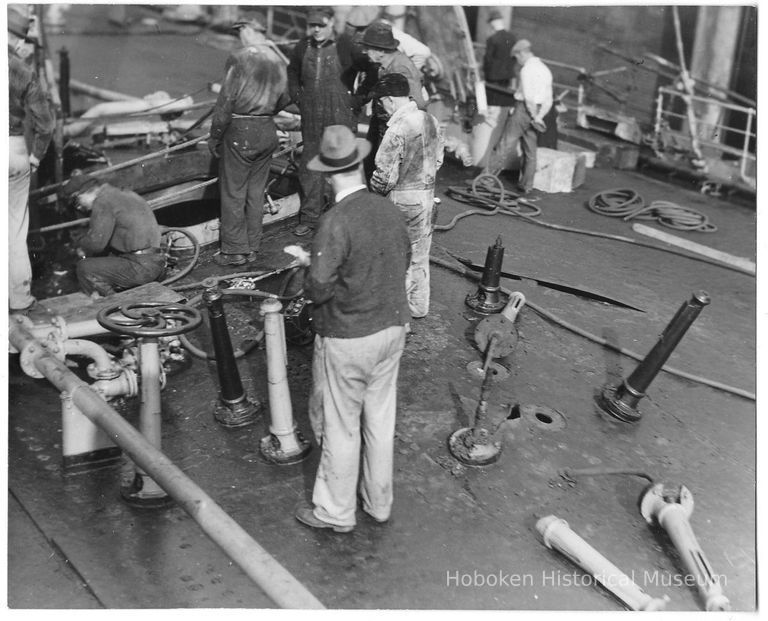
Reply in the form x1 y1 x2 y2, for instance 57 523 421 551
8 321 324 610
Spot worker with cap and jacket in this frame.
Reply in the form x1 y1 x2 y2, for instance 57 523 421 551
287 6 357 238
59 174 165 298
8 5 54 314
370 73 444 320
360 20 426 179
285 124 410 533
209 11 290 266
489 39 553 193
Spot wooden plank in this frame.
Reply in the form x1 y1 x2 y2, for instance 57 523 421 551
632 223 756 274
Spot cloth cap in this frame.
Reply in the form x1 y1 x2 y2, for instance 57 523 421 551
306 6 334 26
511 39 531 54
369 73 411 99
58 174 101 200
7 7 30 39
362 21 399 51
487 10 503 23
232 12 267 32
308 125 372 173
346 6 380 28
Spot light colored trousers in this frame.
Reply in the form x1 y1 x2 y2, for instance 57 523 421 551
390 188 434 318
309 325 407 527
470 105 511 169
8 135 35 310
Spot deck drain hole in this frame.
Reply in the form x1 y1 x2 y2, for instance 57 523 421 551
520 404 566 431
507 405 521 420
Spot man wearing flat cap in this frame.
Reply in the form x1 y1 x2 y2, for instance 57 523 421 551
491 39 553 193
285 125 410 533
209 11 289 266
287 6 359 238
370 73 444 319
361 20 426 179
59 174 165 298
8 5 54 314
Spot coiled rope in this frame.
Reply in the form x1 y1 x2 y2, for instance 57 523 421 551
587 188 717 232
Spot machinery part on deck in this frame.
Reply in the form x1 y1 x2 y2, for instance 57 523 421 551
586 188 716 232
597 291 711 423
259 298 311 464
7 321 325 609
474 314 519 358
519 404 566 431
97 301 203 505
640 483 730 611
160 226 200 286
203 286 262 429
465 236 508 314
438 176 754 277
466 360 509 381
537 515 669 611
429 255 755 401
97 301 202 337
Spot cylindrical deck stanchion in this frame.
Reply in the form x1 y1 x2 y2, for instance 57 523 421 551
259 298 310 465
122 338 172 507
465 236 509 314
597 291 711 422
203 286 261 428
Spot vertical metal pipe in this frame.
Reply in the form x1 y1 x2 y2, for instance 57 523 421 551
204 287 244 401
58 47 71 118
203 286 260 428
466 236 508 314
259 299 310 464
480 235 504 288
598 291 711 422
139 339 162 449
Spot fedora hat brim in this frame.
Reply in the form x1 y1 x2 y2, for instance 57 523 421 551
307 138 372 172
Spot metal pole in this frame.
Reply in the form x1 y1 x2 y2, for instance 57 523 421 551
465 235 508 314
203 286 261 428
58 47 71 118
8 321 324 609
598 291 711 422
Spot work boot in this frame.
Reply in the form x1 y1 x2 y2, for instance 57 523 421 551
293 224 314 237
213 252 247 266
246 251 259 263
295 504 353 533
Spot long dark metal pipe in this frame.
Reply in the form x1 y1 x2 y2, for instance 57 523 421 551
8 321 323 609
203 286 261 427
598 291 711 422
58 47 70 118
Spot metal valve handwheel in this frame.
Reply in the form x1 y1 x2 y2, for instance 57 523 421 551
97 301 202 337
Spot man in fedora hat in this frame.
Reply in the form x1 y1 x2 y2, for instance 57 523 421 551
8 5 54 315
209 11 289 266
369 73 444 319
361 20 425 179
286 125 410 533
59 174 165 298
287 6 358 238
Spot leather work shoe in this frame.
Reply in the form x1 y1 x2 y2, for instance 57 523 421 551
295 505 353 533
245 251 259 263
293 224 314 237
213 252 247 266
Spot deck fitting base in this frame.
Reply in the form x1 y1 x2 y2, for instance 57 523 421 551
448 427 502 466
596 384 642 423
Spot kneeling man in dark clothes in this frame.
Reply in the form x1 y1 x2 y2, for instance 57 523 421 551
287 125 411 533
60 174 165 297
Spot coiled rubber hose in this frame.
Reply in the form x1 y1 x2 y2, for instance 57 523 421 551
587 188 717 232
437 174 750 276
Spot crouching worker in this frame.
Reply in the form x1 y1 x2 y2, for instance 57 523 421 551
59 174 165 298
